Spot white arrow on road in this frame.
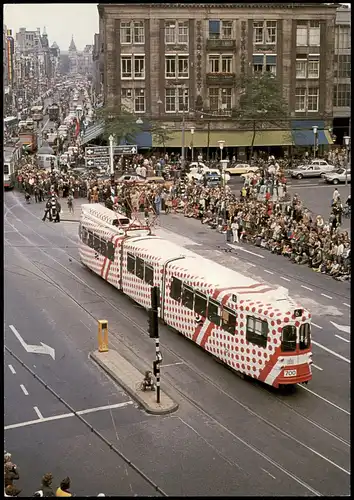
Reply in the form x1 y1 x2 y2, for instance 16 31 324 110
330 321 350 334
9 325 55 360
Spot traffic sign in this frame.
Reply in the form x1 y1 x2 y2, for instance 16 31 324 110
114 145 137 155
85 156 110 168
85 145 138 156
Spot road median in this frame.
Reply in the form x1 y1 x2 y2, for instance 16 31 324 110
90 349 179 415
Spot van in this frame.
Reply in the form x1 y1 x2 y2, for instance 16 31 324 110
38 154 58 171
26 119 34 130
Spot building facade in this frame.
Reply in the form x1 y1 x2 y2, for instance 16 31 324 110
332 4 351 143
98 2 339 151
4 25 9 87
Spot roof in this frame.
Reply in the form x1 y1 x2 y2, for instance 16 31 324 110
69 35 77 52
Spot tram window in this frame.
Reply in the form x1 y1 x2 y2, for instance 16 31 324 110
144 265 154 286
182 285 194 311
136 257 144 280
281 325 296 352
299 323 311 350
194 292 207 317
127 253 136 274
208 299 221 327
88 231 94 248
78 224 82 239
246 316 268 348
100 239 108 257
107 241 115 261
221 307 236 335
93 235 101 252
170 277 182 301
81 226 88 244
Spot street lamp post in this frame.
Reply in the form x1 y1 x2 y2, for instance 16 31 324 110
109 134 114 176
343 135 350 187
312 125 318 159
218 140 225 187
190 127 195 162
181 84 187 170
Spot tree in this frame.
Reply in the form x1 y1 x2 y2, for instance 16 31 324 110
150 123 173 153
96 104 142 144
233 72 289 159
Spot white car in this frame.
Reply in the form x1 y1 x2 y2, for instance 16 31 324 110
324 168 351 185
187 166 230 183
225 164 259 175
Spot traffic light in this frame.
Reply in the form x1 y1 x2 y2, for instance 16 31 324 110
148 308 158 338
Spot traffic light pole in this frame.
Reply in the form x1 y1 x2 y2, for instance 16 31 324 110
148 286 162 404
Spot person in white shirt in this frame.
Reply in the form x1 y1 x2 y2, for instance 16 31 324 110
140 165 147 178
231 218 239 243
136 165 142 177
332 188 340 204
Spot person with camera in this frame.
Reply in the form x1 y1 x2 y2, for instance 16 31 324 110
4 461 21 496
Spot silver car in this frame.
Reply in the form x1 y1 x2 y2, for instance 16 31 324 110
291 164 335 179
324 168 351 185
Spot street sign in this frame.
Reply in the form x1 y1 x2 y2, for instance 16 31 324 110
85 156 110 167
85 145 138 156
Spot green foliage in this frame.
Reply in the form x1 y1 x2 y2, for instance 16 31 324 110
150 123 173 147
96 105 142 143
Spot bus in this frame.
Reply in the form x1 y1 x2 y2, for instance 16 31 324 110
31 106 44 122
48 103 60 122
4 116 18 131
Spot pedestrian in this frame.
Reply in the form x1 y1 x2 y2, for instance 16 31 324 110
231 218 239 243
55 477 72 497
42 199 53 222
332 187 340 205
67 193 74 214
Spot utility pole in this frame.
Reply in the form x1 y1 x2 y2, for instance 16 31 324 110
148 286 162 404
181 84 186 170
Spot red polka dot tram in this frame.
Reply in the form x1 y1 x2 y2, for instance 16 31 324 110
79 204 313 389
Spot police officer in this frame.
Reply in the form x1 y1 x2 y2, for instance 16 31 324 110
42 198 53 222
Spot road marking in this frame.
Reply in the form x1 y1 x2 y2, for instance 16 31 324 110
312 340 350 364
299 385 350 415
247 263 256 267
343 303 350 308
4 401 133 430
312 364 323 371
330 321 350 334
321 293 333 300
8 364 16 375
263 270 274 275
335 334 350 343
261 468 276 480
33 406 44 419
312 322 322 329
215 250 222 255
160 362 184 368
20 384 29 396
227 243 265 259
280 276 290 282
301 285 313 292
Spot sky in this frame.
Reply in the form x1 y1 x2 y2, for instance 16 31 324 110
4 3 99 51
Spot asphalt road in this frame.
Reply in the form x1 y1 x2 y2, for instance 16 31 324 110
229 175 351 232
4 191 350 496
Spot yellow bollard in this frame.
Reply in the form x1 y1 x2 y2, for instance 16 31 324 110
98 320 109 352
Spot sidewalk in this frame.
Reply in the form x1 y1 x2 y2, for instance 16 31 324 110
90 349 178 415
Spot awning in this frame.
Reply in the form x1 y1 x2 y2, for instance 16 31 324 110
157 129 293 148
291 120 332 146
120 131 152 149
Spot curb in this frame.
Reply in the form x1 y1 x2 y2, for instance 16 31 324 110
90 351 179 416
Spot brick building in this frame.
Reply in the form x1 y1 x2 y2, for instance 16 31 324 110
97 2 339 155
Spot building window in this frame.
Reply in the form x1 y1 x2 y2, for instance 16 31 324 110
296 60 307 79
333 84 351 107
121 55 145 80
222 21 233 39
295 88 306 112
165 86 189 113
336 25 351 50
165 55 189 79
308 59 319 79
338 55 351 78
209 88 219 110
121 21 145 45
165 21 189 44
296 21 320 47
252 54 276 76
208 20 233 39
307 87 319 112
121 88 132 99
253 20 277 45
134 88 145 113
208 54 233 73
208 88 232 111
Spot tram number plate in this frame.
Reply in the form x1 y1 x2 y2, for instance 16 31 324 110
284 369 297 377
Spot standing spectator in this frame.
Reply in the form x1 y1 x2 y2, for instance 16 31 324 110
55 477 72 497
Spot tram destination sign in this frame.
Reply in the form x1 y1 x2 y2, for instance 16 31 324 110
85 145 137 157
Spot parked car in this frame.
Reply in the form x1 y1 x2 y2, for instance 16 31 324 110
188 161 208 170
225 163 258 175
117 174 146 184
187 166 230 183
323 168 351 185
291 163 336 179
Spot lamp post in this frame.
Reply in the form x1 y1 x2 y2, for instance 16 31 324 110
109 134 114 175
343 135 350 187
218 140 225 187
312 125 318 159
190 127 195 162
181 84 187 170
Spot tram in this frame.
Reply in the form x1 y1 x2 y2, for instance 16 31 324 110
79 204 313 388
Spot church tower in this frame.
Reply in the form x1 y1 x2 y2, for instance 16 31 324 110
68 35 78 75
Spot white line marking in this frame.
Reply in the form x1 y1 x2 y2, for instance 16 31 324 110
335 334 350 343
261 468 276 480
312 340 350 364
321 293 333 299
312 322 323 329
4 401 133 430
312 364 323 371
33 406 44 419
226 243 265 259
299 385 350 415
160 362 184 368
263 270 274 275
215 250 222 255
301 285 313 291
247 263 256 267
280 276 290 282
343 303 350 308
20 384 29 396
8 364 16 375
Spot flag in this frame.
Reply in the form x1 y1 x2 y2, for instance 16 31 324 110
74 117 80 137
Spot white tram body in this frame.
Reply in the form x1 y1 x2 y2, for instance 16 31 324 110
79 204 313 388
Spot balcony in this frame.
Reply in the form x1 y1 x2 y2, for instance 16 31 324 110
206 73 236 85
206 38 236 51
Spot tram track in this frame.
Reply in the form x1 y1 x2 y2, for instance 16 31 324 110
4 205 350 494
